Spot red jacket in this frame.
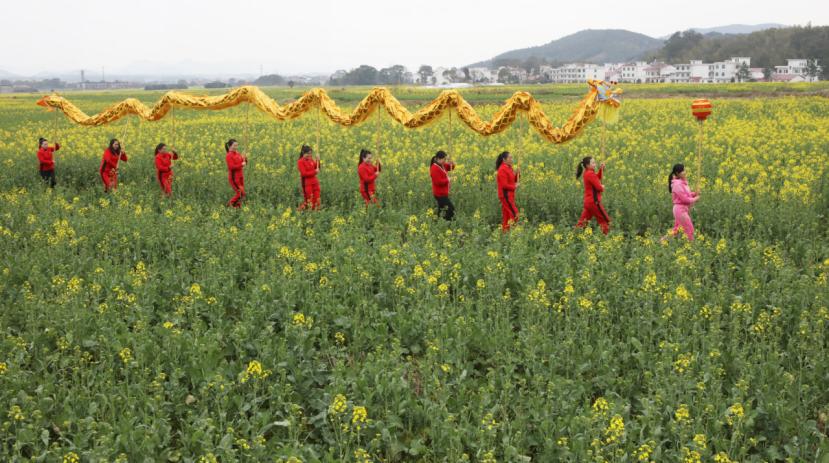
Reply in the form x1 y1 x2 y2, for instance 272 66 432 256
155 151 178 173
582 166 604 204
226 151 245 173
496 163 517 200
358 162 379 193
37 143 60 171
298 157 319 180
100 148 128 173
430 161 455 197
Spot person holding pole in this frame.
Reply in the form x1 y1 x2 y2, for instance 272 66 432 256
100 139 128 192
298 144 321 210
574 156 610 235
496 151 519 231
664 163 700 241
225 139 247 208
36 137 60 188
357 148 380 206
430 150 456 221
154 143 179 197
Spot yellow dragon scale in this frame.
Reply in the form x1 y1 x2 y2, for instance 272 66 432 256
37 80 617 144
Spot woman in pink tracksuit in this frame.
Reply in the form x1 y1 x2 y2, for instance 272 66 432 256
667 163 700 241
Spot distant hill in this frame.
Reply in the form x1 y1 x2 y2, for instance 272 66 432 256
0 69 22 80
690 23 785 35
648 25 829 77
471 29 664 67
659 23 785 39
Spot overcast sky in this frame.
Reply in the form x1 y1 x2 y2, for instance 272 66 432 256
1 0 825 76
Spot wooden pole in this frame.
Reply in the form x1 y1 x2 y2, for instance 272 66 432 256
374 105 380 159
53 107 59 142
601 118 607 159
696 120 704 191
243 103 250 154
317 103 322 159
447 105 453 157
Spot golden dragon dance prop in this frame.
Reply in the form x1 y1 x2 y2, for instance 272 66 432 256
36 80 622 144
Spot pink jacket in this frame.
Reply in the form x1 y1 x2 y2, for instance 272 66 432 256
671 178 699 206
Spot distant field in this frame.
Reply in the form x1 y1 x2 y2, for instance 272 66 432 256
0 84 827 462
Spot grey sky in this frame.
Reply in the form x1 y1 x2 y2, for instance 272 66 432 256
1 0 825 76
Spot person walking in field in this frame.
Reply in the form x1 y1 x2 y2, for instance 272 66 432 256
575 156 610 235
100 139 128 192
430 150 456 220
154 143 179 197
225 139 247 208
496 151 519 231
665 163 700 241
36 137 60 188
357 148 380 206
298 144 321 210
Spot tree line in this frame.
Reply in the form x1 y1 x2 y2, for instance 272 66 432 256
650 25 829 79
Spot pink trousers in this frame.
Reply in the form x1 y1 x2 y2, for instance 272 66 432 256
671 205 695 241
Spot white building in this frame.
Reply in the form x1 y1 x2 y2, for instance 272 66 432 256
495 66 527 83
618 62 648 83
775 59 820 82
468 67 495 83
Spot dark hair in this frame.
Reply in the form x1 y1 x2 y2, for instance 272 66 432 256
495 151 510 171
299 144 312 159
358 148 372 167
669 163 685 193
38 137 47 148
155 143 166 155
225 139 237 152
109 138 120 154
431 150 447 165
576 156 592 179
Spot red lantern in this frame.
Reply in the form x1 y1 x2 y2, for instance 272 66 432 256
691 99 712 121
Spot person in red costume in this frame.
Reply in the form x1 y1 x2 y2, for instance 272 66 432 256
36 137 60 188
99 139 128 192
357 148 381 205
154 143 179 197
225 139 247 208
429 150 455 221
297 144 321 210
496 151 520 231
575 156 610 235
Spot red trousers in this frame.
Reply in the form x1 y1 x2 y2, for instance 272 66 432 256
101 168 118 191
576 202 610 234
360 186 378 205
228 171 245 207
300 178 321 210
499 194 518 231
157 171 173 196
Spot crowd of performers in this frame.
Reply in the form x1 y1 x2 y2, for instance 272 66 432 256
35 137 700 240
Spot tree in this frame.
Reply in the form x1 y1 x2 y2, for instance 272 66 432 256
379 65 408 85
254 74 286 86
521 56 543 76
659 30 704 62
348 65 379 85
497 67 515 84
806 59 821 81
288 80 295 88
736 62 751 82
763 66 774 81
442 68 460 84
418 65 433 85
461 67 471 83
